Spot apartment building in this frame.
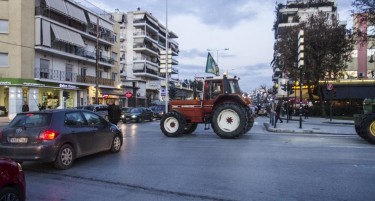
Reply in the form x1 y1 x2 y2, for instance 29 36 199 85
272 0 338 82
0 0 121 119
113 8 179 107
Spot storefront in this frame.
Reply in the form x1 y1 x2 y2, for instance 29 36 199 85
0 79 87 119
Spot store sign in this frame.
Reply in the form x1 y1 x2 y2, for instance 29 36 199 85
59 84 78 89
125 91 133 98
23 82 45 87
103 94 109 99
0 82 11 85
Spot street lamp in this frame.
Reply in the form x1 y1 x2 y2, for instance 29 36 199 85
207 48 229 67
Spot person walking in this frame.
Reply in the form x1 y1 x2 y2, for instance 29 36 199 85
303 104 309 119
107 101 121 125
274 101 283 128
22 101 29 112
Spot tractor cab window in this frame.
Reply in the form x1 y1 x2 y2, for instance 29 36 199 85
205 80 222 99
227 80 240 94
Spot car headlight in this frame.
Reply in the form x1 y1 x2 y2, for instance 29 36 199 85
132 115 136 118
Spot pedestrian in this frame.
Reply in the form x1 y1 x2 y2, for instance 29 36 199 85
22 101 29 112
107 101 121 125
274 101 283 128
303 105 309 119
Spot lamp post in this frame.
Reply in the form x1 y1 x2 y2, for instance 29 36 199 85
95 16 100 104
207 48 229 67
164 0 169 113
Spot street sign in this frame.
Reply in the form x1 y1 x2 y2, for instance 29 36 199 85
125 91 133 98
161 89 166 96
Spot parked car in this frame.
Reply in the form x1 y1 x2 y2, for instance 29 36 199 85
122 107 153 123
120 107 132 123
82 104 108 120
0 157 26 201
0 106 7 117
149 106 165 119
0 109 123 170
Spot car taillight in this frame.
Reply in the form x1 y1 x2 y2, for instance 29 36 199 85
39 129 59 140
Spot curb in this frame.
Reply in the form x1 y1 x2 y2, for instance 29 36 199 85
263 123 354 135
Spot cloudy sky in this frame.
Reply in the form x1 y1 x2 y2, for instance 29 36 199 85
89 0 353 93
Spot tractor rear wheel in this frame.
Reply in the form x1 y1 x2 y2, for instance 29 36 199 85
241 106 254 135
160 112 185 137
211 103 247 139
183 123 198 134
359 114 375 144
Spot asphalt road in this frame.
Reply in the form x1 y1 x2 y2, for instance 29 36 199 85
7 117 375 201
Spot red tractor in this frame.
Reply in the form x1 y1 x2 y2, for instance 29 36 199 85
160 74 255 138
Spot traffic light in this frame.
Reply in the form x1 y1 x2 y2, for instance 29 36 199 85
287 83 294 95
281 84 287 91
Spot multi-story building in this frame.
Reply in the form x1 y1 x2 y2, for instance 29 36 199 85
0 0 121 119
272 0 339 82
113 8 179 107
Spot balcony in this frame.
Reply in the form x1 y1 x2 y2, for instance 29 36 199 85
133 43 159 56
36 42 114 66
35 67 115 86
133 63 161 79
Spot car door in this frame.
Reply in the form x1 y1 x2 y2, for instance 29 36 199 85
82 111 112 152
64 112 93 155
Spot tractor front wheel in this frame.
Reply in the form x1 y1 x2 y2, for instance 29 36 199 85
359 114 375 144
160 112 185 137
211 103 247 139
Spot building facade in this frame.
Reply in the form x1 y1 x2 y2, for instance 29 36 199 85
0 0 121 119
113 8 179 107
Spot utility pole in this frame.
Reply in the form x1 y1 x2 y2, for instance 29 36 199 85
95 16 99 104
298 30 304 129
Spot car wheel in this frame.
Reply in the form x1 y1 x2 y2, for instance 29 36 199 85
54 144 74 170
110 134 122 153
0 187 22 201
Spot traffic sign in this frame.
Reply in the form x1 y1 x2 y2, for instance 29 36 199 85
125 91 133 98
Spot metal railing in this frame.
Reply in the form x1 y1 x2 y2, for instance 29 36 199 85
35 67 114 86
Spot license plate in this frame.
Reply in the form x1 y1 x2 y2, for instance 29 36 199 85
9 137 28 143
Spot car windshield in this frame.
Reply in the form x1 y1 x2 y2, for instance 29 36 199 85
129 108 141 113
9 113 51 128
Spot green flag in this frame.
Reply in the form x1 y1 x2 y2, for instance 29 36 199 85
205 52 219 76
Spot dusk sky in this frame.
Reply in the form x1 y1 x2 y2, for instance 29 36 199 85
89 0 353 93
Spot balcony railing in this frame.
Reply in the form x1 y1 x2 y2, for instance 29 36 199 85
35 67 114 86
47 42 114 65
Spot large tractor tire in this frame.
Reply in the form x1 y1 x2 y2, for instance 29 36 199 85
160 112 185 137
183 123 198 134
241 106 254 135
211 103 247 139
359 114 375 144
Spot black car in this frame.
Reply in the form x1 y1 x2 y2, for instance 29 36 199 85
149 106 165 119
0 106 7 117
0 109 123 170
122 107 153 123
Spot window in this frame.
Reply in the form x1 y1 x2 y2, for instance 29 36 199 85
82 112 106 127
66 64 73 81
0 20 9 33
112 72 117 81
81 68 87 77
0 53 8 67
40 59 50 78
65 112 86 127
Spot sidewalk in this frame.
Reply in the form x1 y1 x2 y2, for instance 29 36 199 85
0 116 9 125
263 116 356 135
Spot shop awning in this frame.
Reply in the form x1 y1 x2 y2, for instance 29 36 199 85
66 2 87 24
51 24 85 47
45 0 68 15
323 85 375 100
100 88 124 96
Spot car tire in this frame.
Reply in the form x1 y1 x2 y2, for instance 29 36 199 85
0 187 22 201
54 144 74 170
110 134 122 153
